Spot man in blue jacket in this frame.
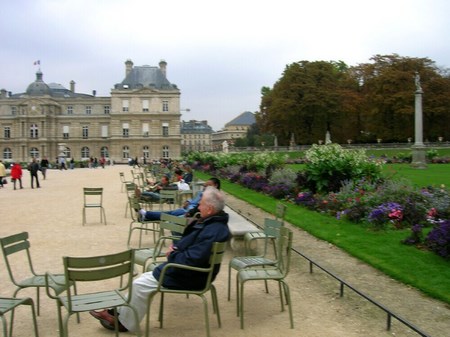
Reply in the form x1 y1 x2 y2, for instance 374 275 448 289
90 185 230 332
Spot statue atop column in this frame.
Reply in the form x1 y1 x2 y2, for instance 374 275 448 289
415 72 422 92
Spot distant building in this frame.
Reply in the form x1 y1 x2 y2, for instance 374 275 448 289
181 120 213 153
212 111 255 150
0 59 182 163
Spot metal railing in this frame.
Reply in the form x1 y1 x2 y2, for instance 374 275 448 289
228 204 433 337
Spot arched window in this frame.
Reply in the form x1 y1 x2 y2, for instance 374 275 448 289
122 146 130 159
3 148 12 159
162 145 169 158
100 146 109 158
30 124 38 138
64 147 71 159
30 147 39 158
143 146 149 159
81 146 90 159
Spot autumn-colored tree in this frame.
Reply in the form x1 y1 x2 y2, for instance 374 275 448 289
257 54 450 144
257 60 361 145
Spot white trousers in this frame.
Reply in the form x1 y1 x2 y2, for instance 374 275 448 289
118 272 158 333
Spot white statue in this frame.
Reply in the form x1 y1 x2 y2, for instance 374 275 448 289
222 140 229 153
415 72 422 91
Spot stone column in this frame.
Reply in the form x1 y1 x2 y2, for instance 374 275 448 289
411 72 427 169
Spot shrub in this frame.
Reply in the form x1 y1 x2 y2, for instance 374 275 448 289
304 143 383 193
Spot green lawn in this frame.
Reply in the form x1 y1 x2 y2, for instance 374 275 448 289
195 170 450 304
287 163 450 187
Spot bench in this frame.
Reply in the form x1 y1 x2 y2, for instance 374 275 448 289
225 206 260 250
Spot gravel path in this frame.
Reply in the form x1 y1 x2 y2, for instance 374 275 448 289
0 165 448 337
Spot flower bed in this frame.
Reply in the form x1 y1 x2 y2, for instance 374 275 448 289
187 145 450 259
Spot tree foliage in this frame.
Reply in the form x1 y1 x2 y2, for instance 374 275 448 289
256 54 450 145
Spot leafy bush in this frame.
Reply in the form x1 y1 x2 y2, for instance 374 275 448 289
304 143 383 193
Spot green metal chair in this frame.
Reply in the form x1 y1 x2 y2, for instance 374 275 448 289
158 189 179 211
236 227 294 329
243 202 286 254
47 249 141 337
0 297 39 337
127 196 162 249
0 232 74 317
119 172 132 193
129 212 188 273
144 213 188 272
82 187 107 225
144 241 227 337
227 218 283 300
124 182 137 218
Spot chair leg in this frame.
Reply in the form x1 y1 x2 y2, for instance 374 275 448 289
200 295 211 337
227 264 232 301
281 280 294 328
1 315 7 337
29 300 40 337
239 280 246 329
210 286 221 327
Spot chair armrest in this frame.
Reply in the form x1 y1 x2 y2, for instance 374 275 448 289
158 262 209 285
45 272 68 299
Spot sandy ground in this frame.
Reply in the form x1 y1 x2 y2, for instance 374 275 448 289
0 165 448 337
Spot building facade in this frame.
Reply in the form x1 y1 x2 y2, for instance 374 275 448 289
211 111 255 150
0 59 181 164
180 120 213 153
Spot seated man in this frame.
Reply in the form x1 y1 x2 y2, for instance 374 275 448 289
141 175 177 201
89 186 230 332
139 177 221 221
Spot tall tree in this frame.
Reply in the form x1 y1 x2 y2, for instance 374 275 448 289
257 60 359 145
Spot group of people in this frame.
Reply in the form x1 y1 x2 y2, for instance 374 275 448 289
136 164 194 201
0 156 53 190
90 178 230 333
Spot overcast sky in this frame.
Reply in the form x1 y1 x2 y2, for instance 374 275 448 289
1 0 449 130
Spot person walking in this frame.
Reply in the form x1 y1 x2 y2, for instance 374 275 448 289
40 156 49 179
10 162 23 189
28 158 40 189
0 160 6 188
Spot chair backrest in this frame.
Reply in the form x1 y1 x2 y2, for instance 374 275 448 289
119 172 128 183
205 241 227 287
0 232 36 285
125 182 137 196
275 227 293 276
260 218 284 257
63 249 135 311
83 187 103 206
160 213 188 235
158 241 227 294
150 214 189 261
159 189 179 208
128 196 141 222
275 202 287 223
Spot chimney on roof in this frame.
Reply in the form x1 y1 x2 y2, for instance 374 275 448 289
125 59 134 77
92 90 96 96
159 59 167 77
1 89 7 99
70 80 75 92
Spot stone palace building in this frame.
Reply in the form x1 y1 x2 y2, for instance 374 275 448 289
0 59 182 164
